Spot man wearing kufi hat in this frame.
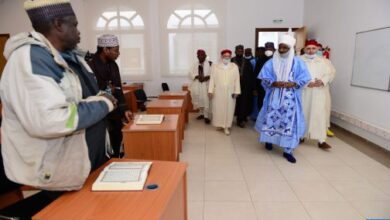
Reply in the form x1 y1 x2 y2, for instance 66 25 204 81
0 0 117 195
255 31 311 163
208 49 241 135
301 39 336 150
189 49 212 124
88 34 133 157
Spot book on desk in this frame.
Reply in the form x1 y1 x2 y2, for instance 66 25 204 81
135 114 165 125
92 162 152 191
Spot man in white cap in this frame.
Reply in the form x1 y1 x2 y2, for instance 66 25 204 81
208 49 241 135
255 31 311 163
88 34 133 158
0 0 117 199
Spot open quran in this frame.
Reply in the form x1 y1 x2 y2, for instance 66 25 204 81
135 114 164 125
92 162 152 191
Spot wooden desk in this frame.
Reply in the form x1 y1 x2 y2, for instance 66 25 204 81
123 90 138 113
181 84 197 112
122 115 179 161
146 100 184 153
122 83 143 91
158 91 190 124
33 159 188 220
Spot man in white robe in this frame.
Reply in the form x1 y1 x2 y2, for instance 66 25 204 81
208 49 241 135
189 49 212 124
301 40 336 149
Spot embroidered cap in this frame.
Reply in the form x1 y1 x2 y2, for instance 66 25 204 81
97 34 119 48
24 0 75 25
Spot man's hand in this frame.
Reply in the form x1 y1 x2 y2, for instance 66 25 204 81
199 75 205 83
208 93 213 99
272 81 296 88
100 93 118 108
308 79 324 88
314 78 324 87
284 82 297 88
123 110 133 124
272 81 285 88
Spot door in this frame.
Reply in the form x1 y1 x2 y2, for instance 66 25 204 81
255 27 307 54
294 27 307 55
0 34 10 78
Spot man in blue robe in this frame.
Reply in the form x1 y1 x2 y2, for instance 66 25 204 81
255 32 311 163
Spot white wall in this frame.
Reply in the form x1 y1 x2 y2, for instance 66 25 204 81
304 0 390 150
0 0 304 96
226 0 304 49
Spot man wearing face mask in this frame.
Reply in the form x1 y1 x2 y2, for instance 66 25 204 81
301 40 336 150
255 32 311 163
253 42 275 110
234 48 257 127
208 49 241 135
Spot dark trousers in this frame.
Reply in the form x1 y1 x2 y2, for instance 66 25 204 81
0 190 63 220
107 118 124 157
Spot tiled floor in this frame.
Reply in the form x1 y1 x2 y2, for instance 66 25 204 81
181 114 390 220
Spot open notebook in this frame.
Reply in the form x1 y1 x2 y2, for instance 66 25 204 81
135 114 164 125
92 162 152 191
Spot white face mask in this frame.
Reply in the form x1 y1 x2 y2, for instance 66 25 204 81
222 58 230 65
265 50 273 57
305 54 317 59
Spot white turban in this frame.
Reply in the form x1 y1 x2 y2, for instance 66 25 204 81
97 34 119 47
279 33 296 48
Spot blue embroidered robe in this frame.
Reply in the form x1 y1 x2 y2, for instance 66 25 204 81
255 57 311 149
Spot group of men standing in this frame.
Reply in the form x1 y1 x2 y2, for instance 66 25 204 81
189 32 336 163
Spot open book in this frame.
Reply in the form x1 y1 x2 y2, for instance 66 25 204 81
135 114 164 125
92 162 152 191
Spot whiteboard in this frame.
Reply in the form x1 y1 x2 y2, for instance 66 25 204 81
351 27 390 91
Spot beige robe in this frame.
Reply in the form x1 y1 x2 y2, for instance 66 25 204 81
301 55 336 141
324 59 336 128
208 62 241 128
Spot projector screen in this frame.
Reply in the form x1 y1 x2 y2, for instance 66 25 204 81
351 26 390 91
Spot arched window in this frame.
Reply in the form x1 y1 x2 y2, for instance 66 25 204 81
164 7 220 76
167 9 218 29
95 10 146 78
96 10 144 30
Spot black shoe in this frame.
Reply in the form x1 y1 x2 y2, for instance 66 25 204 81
238 121 245 128
204 118 211 124
265 143 273 151
196 115 204 120
283 153 297 163
299 138 305 144
318 142 332 150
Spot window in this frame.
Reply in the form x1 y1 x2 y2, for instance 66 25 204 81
95 10 146 78
164 7 220 76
